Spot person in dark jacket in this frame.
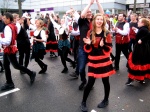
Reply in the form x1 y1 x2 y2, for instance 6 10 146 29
126 18 150 85
0 15 5 32
16 17 31 74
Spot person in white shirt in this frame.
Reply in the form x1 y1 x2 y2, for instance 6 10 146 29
31 19 47 74
113 13 130 71
0 13 36 91
13 14 31 74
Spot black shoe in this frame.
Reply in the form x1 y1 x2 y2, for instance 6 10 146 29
0 67 4 73
125 79 133 86
39 65 47 74
1 83 15 91
136 80 146 84
79 81 87 90
80 102 88 112
20 70 26 74
97 100 109 108
114 67 119 71
61 68 68 73
69 72 78 79
70 61 76 69
30 71 36 84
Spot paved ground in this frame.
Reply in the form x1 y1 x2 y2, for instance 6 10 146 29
0 51 150 112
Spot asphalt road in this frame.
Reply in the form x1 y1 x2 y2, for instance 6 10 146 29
0 51 150 112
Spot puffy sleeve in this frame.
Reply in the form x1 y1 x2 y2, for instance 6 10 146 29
84 30 92 53
102 32 112 55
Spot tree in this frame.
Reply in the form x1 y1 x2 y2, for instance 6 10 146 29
18 0 22 17
1 0 11 14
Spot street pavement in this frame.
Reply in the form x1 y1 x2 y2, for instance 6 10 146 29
0 52 150 112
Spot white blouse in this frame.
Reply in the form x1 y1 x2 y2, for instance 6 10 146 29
34 30 47 42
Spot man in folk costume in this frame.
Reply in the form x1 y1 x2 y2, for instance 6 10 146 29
0 13 36 91
128 13 138 52
113 13 130 71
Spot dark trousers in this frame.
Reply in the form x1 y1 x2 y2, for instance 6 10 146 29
128 39 136 52
3 53 33 84
0 61 3 69
59 47 74 69
77 47 87 82
18 47 30 67
35 57 46 69
115 43 129 68
82 76 110 102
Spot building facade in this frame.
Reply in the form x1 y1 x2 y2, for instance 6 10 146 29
0 0 149 17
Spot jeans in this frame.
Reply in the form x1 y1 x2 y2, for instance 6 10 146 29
77 46 87 82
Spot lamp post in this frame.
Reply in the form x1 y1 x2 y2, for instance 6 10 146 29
133 0 136 13
18 0 22 17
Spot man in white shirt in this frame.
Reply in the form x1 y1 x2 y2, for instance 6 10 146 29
113 13 130 71
0 13 36 91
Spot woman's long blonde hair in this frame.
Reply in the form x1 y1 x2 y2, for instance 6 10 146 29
141 18 150 31
91 13 107 44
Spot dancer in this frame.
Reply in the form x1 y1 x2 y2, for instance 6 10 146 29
0 13 36 91
46 15 58 58
113 13 130 71
128 13 138 52
31 19 47 74
80 13 115 112
13 14 31 74
126 18 150 85
49 13 75 73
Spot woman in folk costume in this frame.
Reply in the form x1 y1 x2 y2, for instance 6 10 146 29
49 13 75 73
31 19 47 74
80 13 115 112
126 18 150 85
46 15 58 57
13 13 31 74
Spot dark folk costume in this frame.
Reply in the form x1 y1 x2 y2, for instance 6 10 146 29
58 29 75 73
81 30 115 110
127 26 150 83
128 22 138 52
31 30 47 74
114 21 130 70
84 30 115 78
17 24 31 74
46 22 58 57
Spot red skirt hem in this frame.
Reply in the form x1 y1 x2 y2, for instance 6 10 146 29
128 73 150 80
46 50 58 52
128 53 150 71
88 70 115 78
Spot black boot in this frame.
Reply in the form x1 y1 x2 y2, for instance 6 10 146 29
97 99 109 108
125 78 133 86
80 102 88 112
39 65 47 74
61 67 68 73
